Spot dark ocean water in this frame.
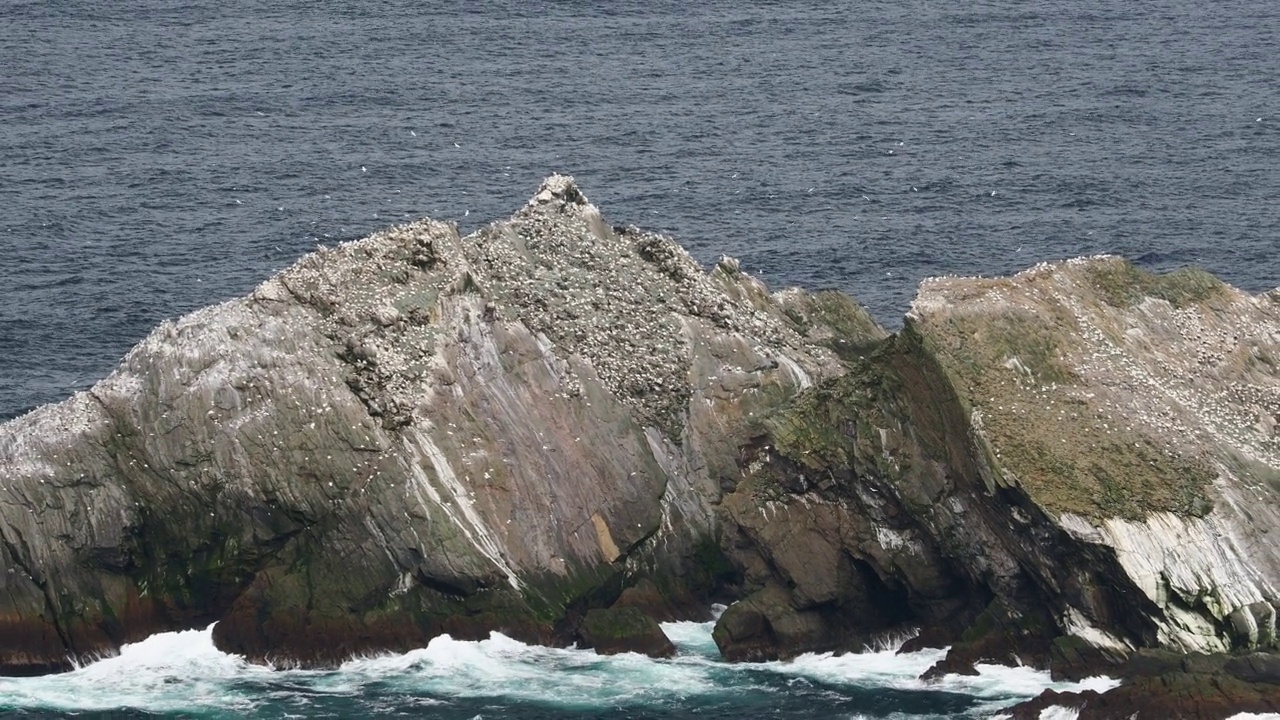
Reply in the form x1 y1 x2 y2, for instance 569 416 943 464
0 0 1278 716
3 0 1278 421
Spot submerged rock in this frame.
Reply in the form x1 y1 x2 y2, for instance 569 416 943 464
0 176 879 673
577 607 675 658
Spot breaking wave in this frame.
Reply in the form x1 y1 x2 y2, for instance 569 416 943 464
0 619 1118 719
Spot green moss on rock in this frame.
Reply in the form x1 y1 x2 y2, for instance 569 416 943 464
908 260 1224 521
579 607 675 657
1086 260 1228 309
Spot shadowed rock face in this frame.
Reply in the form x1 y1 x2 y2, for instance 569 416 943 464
0 176 883 674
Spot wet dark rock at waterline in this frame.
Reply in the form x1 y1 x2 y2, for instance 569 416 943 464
1008 650 1280 719
578 607 676 658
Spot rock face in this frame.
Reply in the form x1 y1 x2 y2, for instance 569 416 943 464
2 174 1278 718
914 260 1280 657
712 256 1280 688
0 176 881 674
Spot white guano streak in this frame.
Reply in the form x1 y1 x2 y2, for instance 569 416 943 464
1099 511 1277 652
407 430 521 589
874 526 907 551
776 354 813 390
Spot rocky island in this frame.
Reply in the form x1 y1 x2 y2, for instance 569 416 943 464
2 176 1278 718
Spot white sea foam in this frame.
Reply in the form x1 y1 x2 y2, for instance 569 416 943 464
756 645 1116 698
757 643 1118 719
945 662 1119 699
333 630 723 707
0 616 1118 718
661 618 723 656
0 624 271 713
761 643 948 688
1037 707 1081 720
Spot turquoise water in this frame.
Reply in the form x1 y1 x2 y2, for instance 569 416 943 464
0 617 1117 719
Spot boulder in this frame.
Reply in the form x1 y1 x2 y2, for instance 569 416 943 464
577 607 675 658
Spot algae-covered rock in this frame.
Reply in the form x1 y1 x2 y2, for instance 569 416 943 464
577 606 675 658
0 176 877 673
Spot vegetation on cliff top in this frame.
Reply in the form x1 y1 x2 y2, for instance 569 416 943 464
910 259 1223 521
1084 261 1229 310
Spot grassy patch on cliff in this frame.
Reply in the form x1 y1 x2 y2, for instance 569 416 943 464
910 301 1215 521
754 357 897 495
937 309 1078 387
1086 260 1228 309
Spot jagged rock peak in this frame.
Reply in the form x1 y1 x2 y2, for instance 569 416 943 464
245 175 862 435
525 173 589 207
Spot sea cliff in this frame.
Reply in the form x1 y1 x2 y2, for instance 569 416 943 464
711 251 1280 716
0 176 878 673
3 177 1279 717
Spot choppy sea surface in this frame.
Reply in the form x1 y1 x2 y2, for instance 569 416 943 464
3 0 1278 420
1 0 1278 716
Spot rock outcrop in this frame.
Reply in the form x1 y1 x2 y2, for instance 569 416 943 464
0 176 882 673
577 606 676 658
912 259 1280 663
1007 650 1280 719
712 255 1280 691
2 173 1278 720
